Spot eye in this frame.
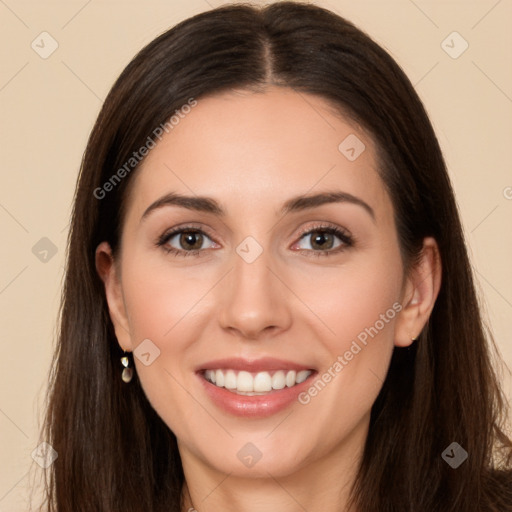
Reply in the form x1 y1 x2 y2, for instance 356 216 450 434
292 224 354 257
156 223 354 258
156 226 217 257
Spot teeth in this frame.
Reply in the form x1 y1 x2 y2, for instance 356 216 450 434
253 371 272 392
215 369 224 387
203 368 312 393
285 370 296 387
271 370 286 390
296 370 310 384
237 371 253 392
224 370 237 390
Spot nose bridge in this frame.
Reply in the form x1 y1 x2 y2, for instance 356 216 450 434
217 234 291 338
234 235 274 290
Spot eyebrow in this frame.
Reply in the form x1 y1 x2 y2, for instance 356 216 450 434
140 190 375 223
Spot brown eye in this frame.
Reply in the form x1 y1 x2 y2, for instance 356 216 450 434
294 225 353 256
157 227 217 257
177 231 205 251
308 230 336 250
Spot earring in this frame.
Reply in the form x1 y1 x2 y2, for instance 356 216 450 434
121 352 133 383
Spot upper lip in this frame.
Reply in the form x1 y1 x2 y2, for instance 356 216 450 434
197 357 315 373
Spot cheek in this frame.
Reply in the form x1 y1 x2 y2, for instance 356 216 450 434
292 248 403 353
290 245 403 417
119 256 217 424
121 255 210 342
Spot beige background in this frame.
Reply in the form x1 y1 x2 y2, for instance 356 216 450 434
0 0 511 510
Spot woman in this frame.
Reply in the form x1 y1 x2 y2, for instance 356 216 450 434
40 2 512 511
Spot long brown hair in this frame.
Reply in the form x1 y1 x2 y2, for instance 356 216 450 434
40 2 512 510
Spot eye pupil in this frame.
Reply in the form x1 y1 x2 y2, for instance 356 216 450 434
181 231 202 250
311 231 333 250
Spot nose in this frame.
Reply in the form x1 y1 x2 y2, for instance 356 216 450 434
217 245 292 341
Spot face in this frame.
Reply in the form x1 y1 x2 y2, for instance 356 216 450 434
97 86 437 481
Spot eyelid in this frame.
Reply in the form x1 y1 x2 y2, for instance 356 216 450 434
158 222 218 241
295 221 351 239
156 223 219 249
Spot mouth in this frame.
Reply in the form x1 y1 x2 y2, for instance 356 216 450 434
201 368 313 395
196 357 317 417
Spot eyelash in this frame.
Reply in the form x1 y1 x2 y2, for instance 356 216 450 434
155 222 355 258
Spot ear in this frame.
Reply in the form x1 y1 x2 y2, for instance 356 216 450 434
95 241 133 351
394 237 442 347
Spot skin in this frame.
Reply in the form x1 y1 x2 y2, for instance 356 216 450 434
96 86 441 512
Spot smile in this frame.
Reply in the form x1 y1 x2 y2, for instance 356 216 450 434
203 369 313 395
196 357 317 417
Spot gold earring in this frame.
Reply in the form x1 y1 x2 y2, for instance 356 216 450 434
121 352 133 383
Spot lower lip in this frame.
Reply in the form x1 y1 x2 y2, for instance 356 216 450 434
197 371 317 418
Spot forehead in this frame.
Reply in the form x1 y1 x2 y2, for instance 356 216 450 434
124 86 391 224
